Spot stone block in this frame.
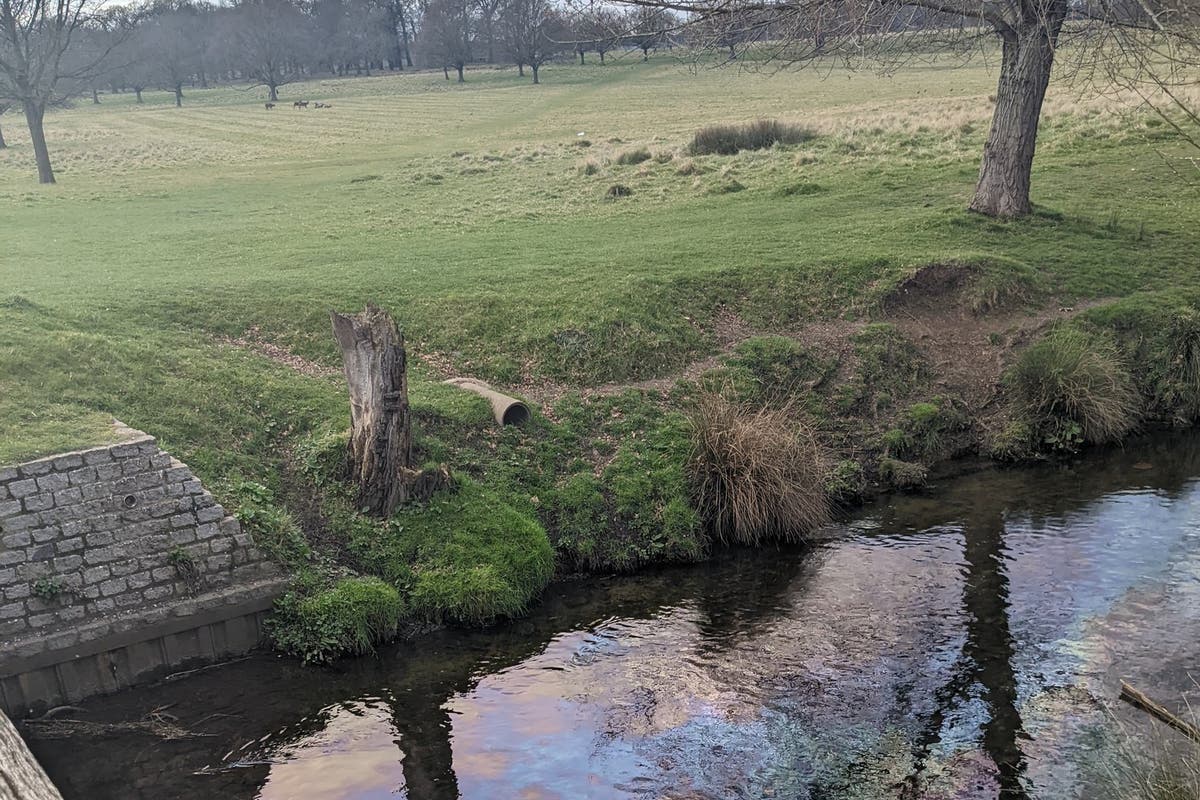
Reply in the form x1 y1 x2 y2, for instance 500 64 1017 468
109 559 140 577
53 487 84 507
164 466 192 483
7 478 38 499
195 522 220 541
22 493 54 513
182 479 204 496
206 554 232 572
5 582 30 600
150 452 173 469
67 466 97 487
29 544 54 561
18 458 54 478
32 527 59 544
28 612 56 628
53 555 83 572
99 577 128 597
0 549 23 567
196 505 224 524
82 448 114 466
169 529 197 546
169 512 196 530
2 530 32 549
0 466 17 482
151 567 175 582
135 471 165 489
52 453 84 471
0 617 27 636
114 593 142 609
143 584 174 601
36 472 70 493
55 537 84 555
128 571 153 590
2 514 39 535
0 500 21 519
90 598 116 614
93 462 122 481
85 530 115 548
0 600 27 619
210 536 233 554
121 458 149 477
83 565 110 583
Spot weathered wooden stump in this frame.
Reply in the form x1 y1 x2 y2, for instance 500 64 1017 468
0 711 64 800
331 305 452 517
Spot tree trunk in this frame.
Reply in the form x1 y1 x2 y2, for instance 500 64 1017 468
174 84 183 108
456 64 464 83
578 49 585 65
517 61 524 77
135 88 143 103
0 120 7 150
531 63 539 84
969 23 1061 218
443 64 449 80
0 711 65 800
330 305 452 517
91 87 100 104
599 50 605 64
23 101 55 184
269 83 279 102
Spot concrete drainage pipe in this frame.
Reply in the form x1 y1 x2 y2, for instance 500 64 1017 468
442 378 531 426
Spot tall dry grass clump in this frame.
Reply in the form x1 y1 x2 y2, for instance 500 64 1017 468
1104 701 1200 800
688 119 815 156
1008 328 1140 446
686 391 828 545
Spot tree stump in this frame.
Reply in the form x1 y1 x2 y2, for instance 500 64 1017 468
0 711 64 800
330 305 452 516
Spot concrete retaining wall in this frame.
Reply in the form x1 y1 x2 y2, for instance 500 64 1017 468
0 424 286 716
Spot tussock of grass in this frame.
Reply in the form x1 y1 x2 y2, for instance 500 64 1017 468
614 147 651 165
688 119 815 156
1008 328 1140 448
775 181 825 197
349 479 554 626
687 391 828 544
878 456 927 488
270 575 403 664
1083 292 1200 424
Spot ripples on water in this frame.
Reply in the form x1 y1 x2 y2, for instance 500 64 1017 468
28 434 1200 800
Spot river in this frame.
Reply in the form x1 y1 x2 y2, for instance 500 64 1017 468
25 432 1200 799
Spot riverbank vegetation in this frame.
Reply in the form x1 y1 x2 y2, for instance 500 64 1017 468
2 53 1199 659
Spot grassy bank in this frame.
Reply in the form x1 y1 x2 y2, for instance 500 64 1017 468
2 52 1198 658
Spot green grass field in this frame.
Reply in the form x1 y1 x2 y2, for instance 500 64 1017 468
4 49 1198 652
3 53 1195 467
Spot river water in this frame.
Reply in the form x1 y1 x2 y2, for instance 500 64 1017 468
26 433 1200 800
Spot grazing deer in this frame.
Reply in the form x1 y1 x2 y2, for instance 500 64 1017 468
293 100 308 109
264 102 275 110
313 102 327 109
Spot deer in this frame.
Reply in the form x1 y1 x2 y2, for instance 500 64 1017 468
314 102 333 109
293 100 308 109
264 102 275 110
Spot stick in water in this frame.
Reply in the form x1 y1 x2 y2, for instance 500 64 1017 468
1119 680 1200 744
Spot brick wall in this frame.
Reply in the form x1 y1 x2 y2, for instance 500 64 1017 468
0 425 280 660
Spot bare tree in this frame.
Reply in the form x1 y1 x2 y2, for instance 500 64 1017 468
500 0 570 82
0 0 112 182
419 0 474 81
0 101 9 148
139 2 202 107
574 7 622 63
592 0 1200 218
224 0 314 101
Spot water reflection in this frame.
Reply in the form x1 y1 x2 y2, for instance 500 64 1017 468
26 432 1200 800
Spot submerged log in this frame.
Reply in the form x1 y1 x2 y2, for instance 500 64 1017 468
330 305 452 516
1119 680 1200 744
0 711 64 800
